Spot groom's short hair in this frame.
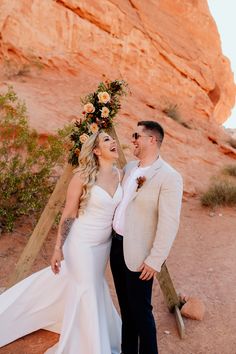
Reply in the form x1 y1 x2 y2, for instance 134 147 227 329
138 120 164 145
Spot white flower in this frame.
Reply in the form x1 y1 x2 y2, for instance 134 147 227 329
98 91 110 104
89 123 99 134
79 133 90 144
101 107 110 118
84 103 95 113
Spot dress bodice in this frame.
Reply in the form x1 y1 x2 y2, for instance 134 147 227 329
74 183 123 234
80 183 122 221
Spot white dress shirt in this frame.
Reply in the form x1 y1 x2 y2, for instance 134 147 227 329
113 165 150 236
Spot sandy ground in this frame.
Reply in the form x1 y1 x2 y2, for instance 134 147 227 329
0 197 236 354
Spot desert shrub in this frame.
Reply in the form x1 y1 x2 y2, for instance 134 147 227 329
163 103 181 121
162 103 191 129
3 55 44 79
227 137 236 149
201 180 236 208
0 87 69 232
222 165 236 177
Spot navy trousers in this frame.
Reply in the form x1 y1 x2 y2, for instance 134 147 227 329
110 233 158 354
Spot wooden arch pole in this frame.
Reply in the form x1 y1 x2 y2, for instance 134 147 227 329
8 163 73 287
8 126 184 338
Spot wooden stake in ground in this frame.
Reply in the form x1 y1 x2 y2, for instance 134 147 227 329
8 126 184 338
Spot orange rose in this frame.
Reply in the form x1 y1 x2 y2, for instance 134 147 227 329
89 123 99 134
98 91 110 104
79 133 90 144
84 103 95 113
101 107 110 118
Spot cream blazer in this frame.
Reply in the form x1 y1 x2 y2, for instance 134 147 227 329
122 157 183 272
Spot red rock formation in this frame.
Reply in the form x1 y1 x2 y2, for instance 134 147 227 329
0 0 235 194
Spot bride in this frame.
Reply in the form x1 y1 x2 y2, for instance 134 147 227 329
0 131 123 354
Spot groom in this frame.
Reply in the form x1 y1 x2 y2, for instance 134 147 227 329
110 120 183 354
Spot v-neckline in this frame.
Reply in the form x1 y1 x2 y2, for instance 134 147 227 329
94 183 120 199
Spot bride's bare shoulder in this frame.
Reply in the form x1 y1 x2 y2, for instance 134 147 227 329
71 168 85 185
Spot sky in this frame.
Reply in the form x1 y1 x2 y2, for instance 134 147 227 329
208 0 236 128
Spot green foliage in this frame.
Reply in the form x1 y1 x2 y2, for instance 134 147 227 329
201 180 236 208
0 87 68 232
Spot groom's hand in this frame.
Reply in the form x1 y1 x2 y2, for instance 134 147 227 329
139 263 157 281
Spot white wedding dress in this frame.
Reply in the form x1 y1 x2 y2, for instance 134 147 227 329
0 180 122 354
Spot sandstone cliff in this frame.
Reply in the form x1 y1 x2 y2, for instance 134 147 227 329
0 0 235 194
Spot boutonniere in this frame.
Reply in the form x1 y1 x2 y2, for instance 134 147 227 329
136 176 146 192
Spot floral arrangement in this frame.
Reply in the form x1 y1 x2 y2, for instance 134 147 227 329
68 79 128 166
136 176 146 192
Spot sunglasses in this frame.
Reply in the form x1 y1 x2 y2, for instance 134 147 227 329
132 132 152 140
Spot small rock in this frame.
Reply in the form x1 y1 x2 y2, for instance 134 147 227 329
218 213 222 216
179 293 190 303
180 296 205 321
209 212 215 217
208 268 213 272
164 330 170 335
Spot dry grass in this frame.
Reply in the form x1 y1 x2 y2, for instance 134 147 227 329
227 137 236 149
3 56 44 79
163 104 181 121
222 165 236 177
162 104 191 129
201 180 236 207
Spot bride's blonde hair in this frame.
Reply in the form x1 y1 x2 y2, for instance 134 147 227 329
75 131 102 214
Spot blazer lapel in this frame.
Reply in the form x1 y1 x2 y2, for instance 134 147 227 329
143 156 163 181
129 156 163 203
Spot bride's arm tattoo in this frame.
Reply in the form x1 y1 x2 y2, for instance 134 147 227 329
60 217 75 248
